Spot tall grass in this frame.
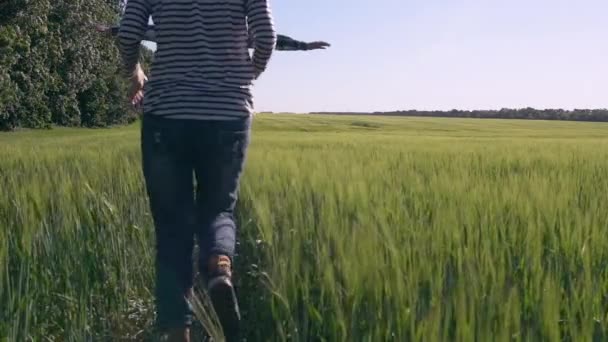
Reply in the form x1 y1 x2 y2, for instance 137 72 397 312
1 115 608 341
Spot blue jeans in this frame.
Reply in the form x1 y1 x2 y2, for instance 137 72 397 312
140 114 251 330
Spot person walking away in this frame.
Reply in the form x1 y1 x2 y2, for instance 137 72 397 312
117 0 277 341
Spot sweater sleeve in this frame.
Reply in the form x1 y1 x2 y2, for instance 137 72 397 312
111 24 156 42
275 34 308 51
246 0 277 76
116 0 151 76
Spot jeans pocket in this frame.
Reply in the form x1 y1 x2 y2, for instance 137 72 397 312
142 121 168 156
217 129 250 169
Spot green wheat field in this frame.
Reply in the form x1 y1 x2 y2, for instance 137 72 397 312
1 114 608 341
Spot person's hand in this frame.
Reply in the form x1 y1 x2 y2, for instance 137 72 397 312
305 41 331 50
94 24 112 37
129 64 147 107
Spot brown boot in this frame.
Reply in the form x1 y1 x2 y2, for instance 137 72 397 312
207 255 241 341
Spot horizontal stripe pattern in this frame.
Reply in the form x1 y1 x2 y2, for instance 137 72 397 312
117 0 277 120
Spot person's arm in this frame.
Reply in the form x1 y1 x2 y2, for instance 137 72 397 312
276 34 331 51
247 33 331 51
246 0 278 78
117 0 150 104
117 0 149 76
275 34 308 50
103 24 328 51
108 25 156 43
277 35 330 51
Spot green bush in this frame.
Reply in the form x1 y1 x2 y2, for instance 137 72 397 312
0 0 139 130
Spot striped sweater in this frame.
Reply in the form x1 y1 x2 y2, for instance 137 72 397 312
118 0 277 120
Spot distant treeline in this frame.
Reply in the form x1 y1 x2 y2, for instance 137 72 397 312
311 108 608 122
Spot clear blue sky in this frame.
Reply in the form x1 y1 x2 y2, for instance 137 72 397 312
145 0 608 112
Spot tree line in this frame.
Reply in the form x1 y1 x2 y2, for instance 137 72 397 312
0 0 151 131
311 108 608 122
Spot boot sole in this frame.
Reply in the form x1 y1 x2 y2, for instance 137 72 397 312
208 277 241 341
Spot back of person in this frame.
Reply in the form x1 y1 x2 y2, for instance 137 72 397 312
117 1 276 340
119 0 276 120
150 0 253 90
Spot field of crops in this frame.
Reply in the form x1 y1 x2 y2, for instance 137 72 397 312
1 114 608 341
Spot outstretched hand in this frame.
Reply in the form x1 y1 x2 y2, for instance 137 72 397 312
306 41 331 50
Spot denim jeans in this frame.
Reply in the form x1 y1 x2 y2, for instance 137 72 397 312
140 114 251 330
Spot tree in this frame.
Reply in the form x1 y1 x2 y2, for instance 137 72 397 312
0 0 138 130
